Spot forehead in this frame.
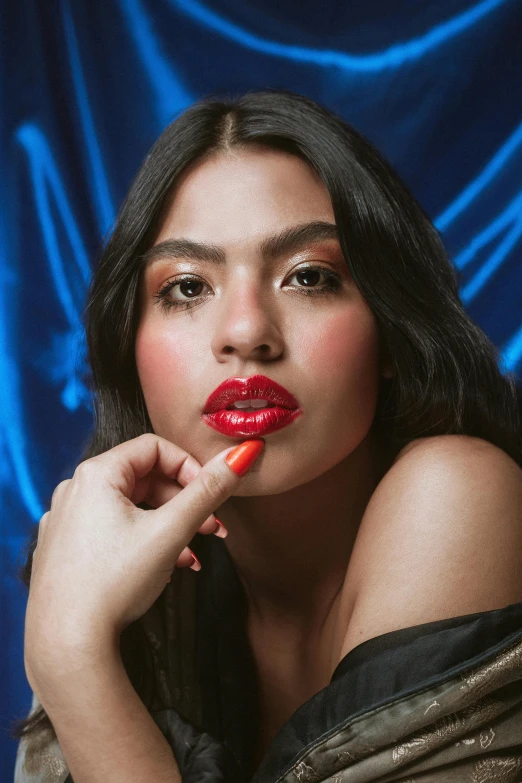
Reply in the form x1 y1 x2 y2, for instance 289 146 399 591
153 147 335 248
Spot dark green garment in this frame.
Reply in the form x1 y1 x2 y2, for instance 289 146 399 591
151 534 522 782
15 534 522 782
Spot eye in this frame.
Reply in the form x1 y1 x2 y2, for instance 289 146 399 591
153 275 211 312
152 265 343 314
286 265 342 296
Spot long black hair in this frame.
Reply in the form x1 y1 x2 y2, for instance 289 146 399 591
11 88 521 749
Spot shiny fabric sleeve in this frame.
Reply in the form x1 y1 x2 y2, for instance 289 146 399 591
15 601 522 782
251 600 522 783
13 693 69 783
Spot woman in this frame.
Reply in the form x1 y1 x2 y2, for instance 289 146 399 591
12 89 522 782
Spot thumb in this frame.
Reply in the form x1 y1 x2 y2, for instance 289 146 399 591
155 439 265 539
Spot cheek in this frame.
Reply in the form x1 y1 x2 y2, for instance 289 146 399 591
301 310 380 390
300 308 381 444
135 323 190 412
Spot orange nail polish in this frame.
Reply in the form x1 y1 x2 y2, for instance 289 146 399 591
225 439 264 477
189 553 202 571
213 517 228 538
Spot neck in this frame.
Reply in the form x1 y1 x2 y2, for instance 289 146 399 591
216 430 393 632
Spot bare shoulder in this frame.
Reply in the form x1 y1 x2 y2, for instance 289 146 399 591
392 433 521 470
338 434 522 662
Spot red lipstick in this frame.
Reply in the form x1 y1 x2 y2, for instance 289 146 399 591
202 374 303 437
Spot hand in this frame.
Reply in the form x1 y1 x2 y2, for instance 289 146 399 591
24 434 264 686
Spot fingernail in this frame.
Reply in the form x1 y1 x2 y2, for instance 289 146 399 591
225 439 265 477
189 552 202 571
212 517 228 538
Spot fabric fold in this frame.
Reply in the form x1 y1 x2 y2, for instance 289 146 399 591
152 708 244 782
14 530 522 783
142 600 522 782
251 601 522 782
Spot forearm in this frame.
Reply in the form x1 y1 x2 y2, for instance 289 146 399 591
32 637 181 783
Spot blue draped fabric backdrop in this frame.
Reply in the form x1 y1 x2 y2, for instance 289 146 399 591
2 0 521 777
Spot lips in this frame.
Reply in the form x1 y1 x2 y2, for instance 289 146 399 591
202 374 303 437
203 374 299 413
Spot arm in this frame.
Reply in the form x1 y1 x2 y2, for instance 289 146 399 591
30 635 181 783
22 436 263 782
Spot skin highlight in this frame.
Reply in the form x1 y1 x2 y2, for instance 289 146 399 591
135 146 395 750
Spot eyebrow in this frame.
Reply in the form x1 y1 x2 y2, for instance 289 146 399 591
142 220 340 268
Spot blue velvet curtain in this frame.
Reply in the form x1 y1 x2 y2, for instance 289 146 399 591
2 0 521 777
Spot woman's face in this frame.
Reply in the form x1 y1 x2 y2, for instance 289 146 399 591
136 147 389 494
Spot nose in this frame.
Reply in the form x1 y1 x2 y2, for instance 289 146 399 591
210 275 284 363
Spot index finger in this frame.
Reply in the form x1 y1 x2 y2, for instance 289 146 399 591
88 433 232 499
153 438 265 544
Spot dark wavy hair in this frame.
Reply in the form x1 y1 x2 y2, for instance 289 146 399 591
11 88 522 748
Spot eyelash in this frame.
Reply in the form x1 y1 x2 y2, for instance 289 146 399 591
152 266 343 313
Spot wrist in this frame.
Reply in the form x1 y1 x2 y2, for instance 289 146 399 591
26 625 122 705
